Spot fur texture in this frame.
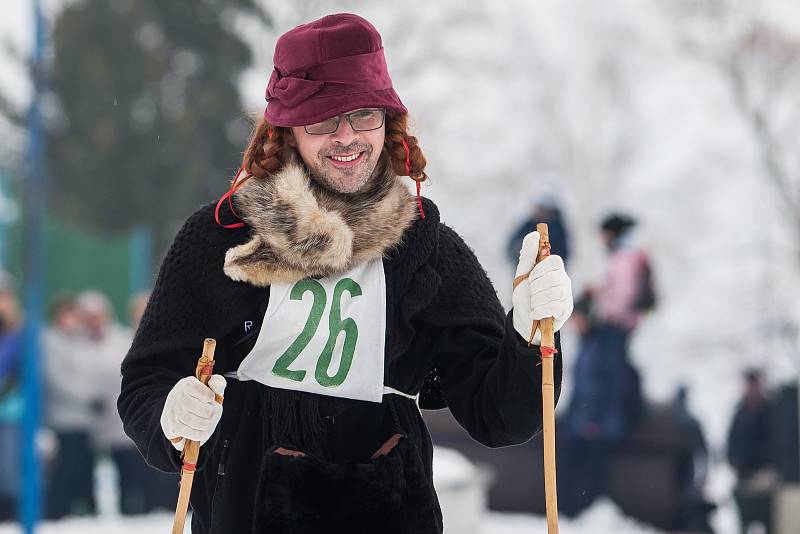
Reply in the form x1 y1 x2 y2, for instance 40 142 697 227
251 437 442 534
224 155 418 286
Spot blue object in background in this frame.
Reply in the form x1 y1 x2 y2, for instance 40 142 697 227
129 225 153 296
21 0 47 530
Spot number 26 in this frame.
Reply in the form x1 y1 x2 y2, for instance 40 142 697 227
271 278 362 387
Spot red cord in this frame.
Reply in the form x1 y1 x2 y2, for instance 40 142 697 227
217 129 274 229
401 138 411 175
215 166 249 229
401 138 425 219
415 180 425 219
541 346 558 359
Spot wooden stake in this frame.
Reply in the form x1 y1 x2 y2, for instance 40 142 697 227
172 338 218 534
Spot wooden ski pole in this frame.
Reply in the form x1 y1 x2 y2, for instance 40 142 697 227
512 224 559 534
172 338 221 534
533 224 559 534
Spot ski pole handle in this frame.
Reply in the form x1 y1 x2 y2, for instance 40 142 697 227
172 338 218 534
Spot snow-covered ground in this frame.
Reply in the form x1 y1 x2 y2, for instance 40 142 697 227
0 448 672 533
0 501 664 534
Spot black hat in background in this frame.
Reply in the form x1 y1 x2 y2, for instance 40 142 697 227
601 213 637 237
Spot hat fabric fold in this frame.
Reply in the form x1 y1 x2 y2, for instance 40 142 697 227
264 14 407 127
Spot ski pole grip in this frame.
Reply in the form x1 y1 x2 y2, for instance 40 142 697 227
196 338 216 385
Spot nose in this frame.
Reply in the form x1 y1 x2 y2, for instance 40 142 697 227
330 116 357 145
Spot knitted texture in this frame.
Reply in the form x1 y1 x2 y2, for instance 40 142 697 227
119 195 560 533
127 201 257 361
124 197 441 381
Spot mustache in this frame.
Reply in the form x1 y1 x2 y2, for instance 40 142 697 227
323 143 371 156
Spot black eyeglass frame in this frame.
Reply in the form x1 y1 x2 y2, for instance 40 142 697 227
303 108 386 135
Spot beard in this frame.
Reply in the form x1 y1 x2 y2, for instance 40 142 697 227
308 141 381 194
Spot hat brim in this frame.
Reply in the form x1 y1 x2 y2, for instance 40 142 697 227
264 88 408 127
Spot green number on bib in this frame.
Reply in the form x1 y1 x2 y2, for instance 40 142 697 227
315 278 362 387
271 277 364 387
271 279 326 382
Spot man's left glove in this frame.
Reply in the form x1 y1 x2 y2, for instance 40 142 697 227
512 231 573 344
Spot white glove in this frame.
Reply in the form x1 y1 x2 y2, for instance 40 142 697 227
512 231 573 344
160 375 226 451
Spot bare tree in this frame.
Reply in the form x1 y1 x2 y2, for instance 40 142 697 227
669 0 800 235
724 21 800 229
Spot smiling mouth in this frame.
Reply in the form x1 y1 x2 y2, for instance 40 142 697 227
326 151 365 166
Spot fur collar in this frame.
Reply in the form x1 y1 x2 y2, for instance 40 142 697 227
223 156 418 287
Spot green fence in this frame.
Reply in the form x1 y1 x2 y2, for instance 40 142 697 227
4 215 152 325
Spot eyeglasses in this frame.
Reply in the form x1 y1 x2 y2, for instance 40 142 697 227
304 108 386 135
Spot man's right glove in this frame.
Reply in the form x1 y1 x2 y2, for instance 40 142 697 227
160 375 226 451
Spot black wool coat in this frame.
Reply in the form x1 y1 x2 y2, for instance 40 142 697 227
118 197 562 533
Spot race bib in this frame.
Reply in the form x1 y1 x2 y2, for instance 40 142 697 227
235 260 386 402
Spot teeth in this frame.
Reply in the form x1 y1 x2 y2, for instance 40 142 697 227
330 153 359 162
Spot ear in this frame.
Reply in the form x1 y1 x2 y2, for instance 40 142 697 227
284 128 297 148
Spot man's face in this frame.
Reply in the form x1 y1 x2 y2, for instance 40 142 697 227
288 109 385 194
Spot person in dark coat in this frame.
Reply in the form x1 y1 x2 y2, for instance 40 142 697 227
727 370 778 534
507 194 570 268
117 14 573 534
672 385 715 533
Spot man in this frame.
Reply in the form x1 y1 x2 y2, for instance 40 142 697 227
118 14 573 533
78 291 154 515
727 370 777 534
43 293 97 518
672 385 715 533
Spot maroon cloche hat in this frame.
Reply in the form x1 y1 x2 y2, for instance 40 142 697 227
264 13 408 127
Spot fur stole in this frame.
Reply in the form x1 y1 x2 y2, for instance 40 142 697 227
224 156 418 286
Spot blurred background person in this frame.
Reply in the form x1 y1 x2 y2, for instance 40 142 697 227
568 213 656 428
0 274 23 521
79 290 151 515
591 212 656 332
507 192 571 269
42 292 97 518
671 384 715 533
559 213 655 515
727 370 778 534
124 290 178 513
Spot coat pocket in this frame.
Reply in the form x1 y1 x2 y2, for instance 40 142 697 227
250 436 440 534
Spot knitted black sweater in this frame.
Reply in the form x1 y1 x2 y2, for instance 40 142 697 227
118 197 562 533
